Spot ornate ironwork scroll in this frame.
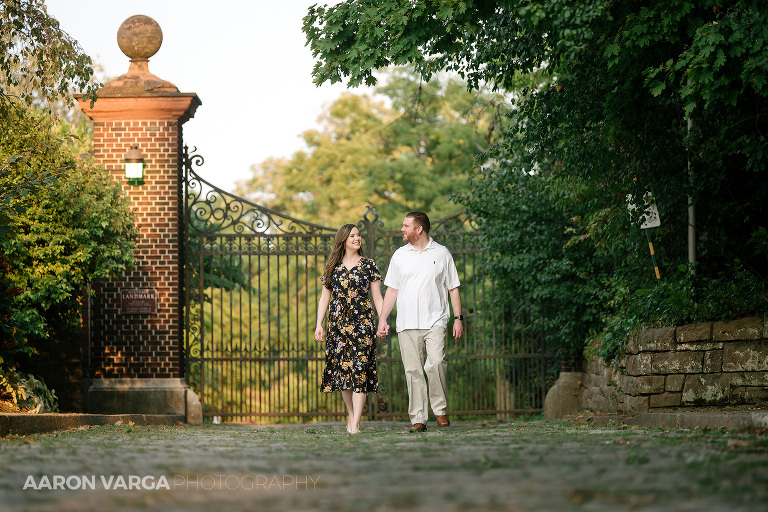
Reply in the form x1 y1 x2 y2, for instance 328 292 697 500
182 147 552 423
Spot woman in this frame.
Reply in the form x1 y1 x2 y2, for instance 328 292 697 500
315 224 383 434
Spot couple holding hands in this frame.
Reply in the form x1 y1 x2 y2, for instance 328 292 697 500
314 212 464 434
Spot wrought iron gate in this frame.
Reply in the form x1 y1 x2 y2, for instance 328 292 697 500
183 147 553 423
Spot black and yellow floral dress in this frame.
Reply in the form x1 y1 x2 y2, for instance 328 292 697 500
320 258 381 393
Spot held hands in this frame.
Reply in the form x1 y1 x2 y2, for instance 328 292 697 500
376 319 389 339
375 319 461 338
319 322 389 340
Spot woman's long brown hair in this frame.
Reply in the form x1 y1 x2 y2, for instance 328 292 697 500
322 224 364 289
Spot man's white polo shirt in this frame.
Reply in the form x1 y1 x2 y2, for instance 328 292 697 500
384 237 460 333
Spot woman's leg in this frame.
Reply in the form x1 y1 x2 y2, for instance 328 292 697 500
350 392 366 433
341 389 354 432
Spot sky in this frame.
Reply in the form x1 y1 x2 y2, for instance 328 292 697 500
46 0 358 191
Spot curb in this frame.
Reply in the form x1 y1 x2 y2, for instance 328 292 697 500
623 411 768 430
0 413 184 437
567 411 768 431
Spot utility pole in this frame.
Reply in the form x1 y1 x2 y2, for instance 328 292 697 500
687 85 696 275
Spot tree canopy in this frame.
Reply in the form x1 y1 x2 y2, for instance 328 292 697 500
1 0 99 106
237 69 510 228
1 1 133 369
304 1 768 108
0 102 137 366
305 0 768 361
1 0 99 232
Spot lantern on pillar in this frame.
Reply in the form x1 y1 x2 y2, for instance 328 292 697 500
124 144 145 185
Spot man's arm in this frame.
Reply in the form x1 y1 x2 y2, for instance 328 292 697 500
376 287 398 338
448 286 464 339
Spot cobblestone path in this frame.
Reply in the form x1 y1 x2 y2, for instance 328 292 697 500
1 420 766 511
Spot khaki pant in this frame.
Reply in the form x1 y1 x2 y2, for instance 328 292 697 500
398 325 448 424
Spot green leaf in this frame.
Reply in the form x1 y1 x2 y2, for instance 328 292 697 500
648 80 666 96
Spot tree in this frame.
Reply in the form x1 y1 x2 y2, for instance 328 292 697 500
0 2 130 414
236 69 509 228
1 0 100 233
305 1 768 363
1 0 132 365
1 0 99 106
0 102 137 366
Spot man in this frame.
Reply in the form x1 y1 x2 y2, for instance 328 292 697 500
377 211 464 432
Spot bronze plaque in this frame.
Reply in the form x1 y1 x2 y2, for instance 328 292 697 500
120 288 157 314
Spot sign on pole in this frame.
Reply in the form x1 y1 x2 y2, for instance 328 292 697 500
627 192 662 279
627 192 661 229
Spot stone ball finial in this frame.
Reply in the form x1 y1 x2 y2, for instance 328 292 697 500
117 15 163 60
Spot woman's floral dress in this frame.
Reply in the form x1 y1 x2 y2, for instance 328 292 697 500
320 258 381 393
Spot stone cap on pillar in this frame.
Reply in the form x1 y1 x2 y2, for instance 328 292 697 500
76 14 201 123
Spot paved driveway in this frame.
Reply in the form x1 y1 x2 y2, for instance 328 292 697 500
1 420 766 511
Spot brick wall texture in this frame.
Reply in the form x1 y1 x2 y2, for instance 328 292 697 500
85 119 184 379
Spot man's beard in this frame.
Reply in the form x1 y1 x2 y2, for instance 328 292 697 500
404 231 418 245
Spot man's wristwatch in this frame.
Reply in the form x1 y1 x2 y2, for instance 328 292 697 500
454 315 463 320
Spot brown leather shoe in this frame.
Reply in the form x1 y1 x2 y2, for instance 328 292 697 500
435 415 451 427
409 423 427 433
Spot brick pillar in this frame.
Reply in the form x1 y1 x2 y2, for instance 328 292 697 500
76 15 202 423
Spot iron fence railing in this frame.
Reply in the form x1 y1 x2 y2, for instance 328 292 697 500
183 146 553 423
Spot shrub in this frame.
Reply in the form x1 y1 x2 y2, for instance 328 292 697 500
0 367 58 413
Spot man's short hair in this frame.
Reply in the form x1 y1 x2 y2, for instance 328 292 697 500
406 211 431 234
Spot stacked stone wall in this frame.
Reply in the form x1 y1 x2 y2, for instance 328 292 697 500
579 317 768 414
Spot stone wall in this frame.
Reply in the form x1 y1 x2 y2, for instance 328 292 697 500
580 317 768 414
